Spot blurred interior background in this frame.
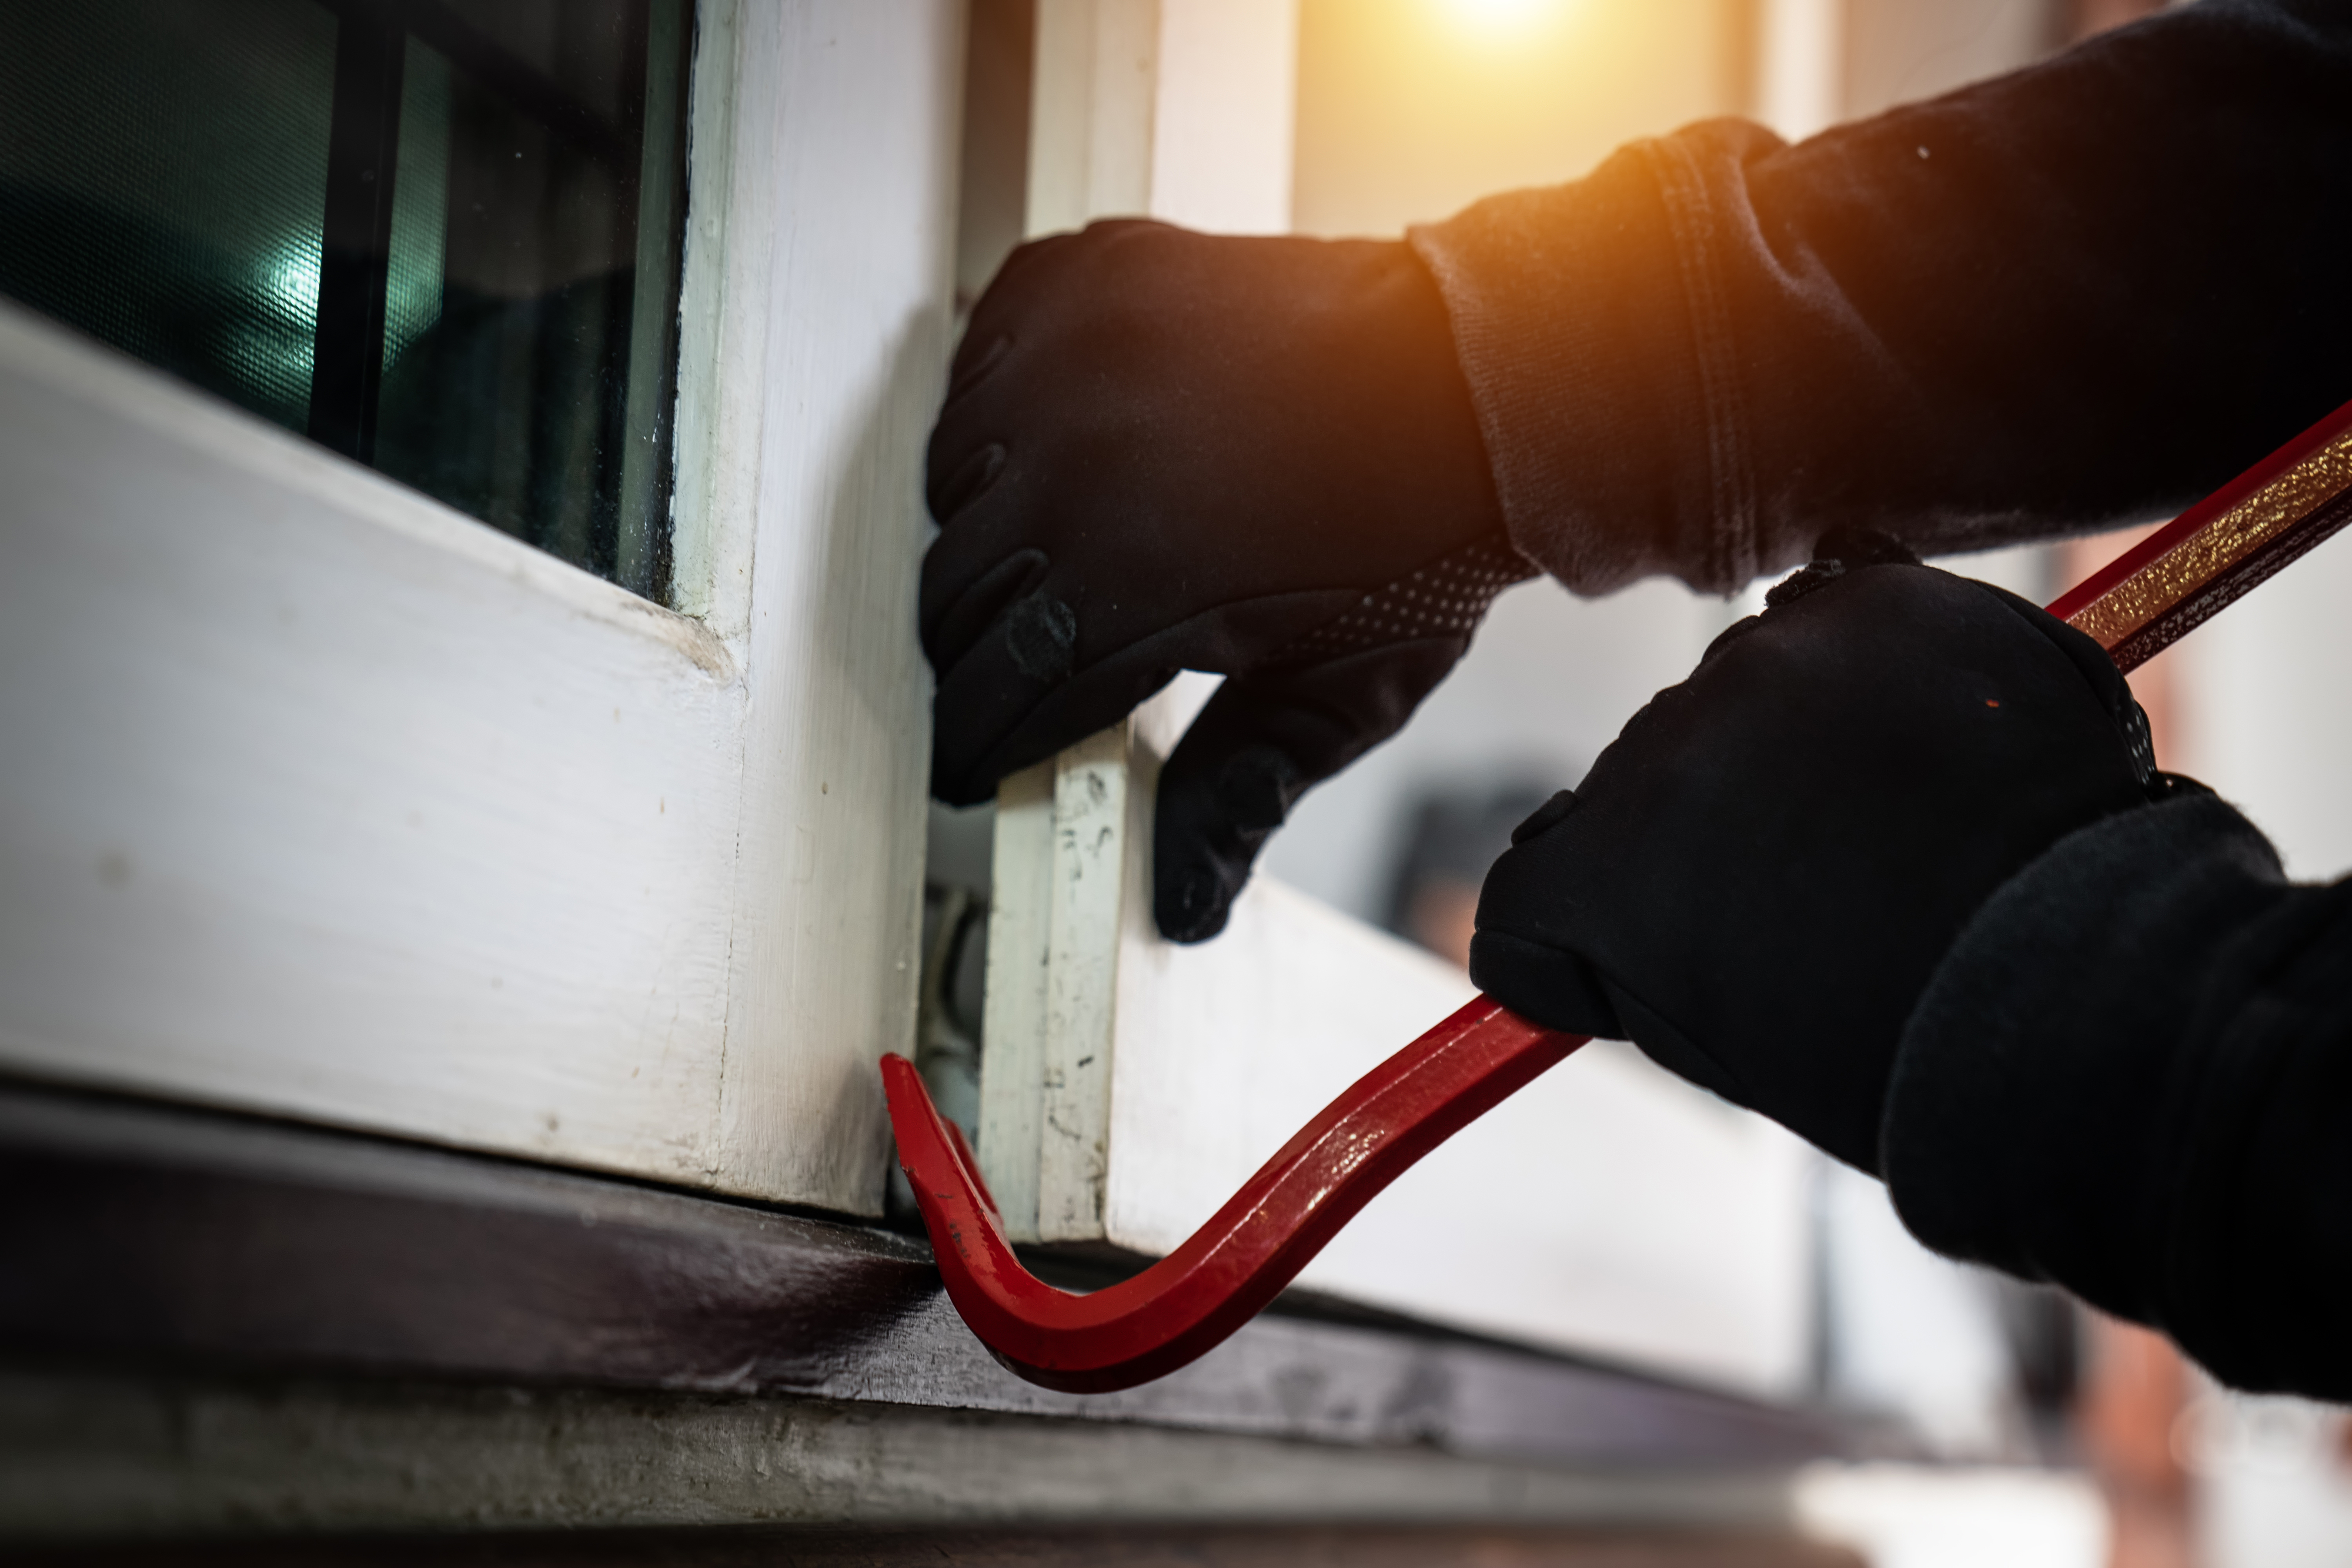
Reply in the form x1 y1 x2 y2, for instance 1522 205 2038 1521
22 0 2352 1556
925 3 2352 1564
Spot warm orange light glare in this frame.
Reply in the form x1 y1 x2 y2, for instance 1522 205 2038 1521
1438 0 1572 39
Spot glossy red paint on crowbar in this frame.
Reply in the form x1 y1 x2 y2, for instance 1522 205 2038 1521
881 998 1583 1393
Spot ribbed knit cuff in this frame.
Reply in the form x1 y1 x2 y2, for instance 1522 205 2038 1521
1881 789 2284 1323
1408 119 1785 596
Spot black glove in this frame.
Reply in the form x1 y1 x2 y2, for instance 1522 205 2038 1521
923 219 1531 942
1469 530 2171 1173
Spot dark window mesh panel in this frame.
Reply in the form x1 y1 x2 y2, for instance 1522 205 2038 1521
0 0 336 432
0 0 690 602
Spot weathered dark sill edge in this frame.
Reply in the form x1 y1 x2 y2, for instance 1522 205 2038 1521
0 1075 1895 1472
0 1520 1869 1568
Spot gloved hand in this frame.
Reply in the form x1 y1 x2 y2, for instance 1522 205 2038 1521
1469 530 2173 1173
923 219 1530 942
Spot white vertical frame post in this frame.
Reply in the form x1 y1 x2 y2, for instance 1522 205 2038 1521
701 2 961 1207
1754 0 1845 143
977 0 1303 1243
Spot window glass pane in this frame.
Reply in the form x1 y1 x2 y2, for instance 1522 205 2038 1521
0 1 336 432
384 41 452 378
0 0 690 601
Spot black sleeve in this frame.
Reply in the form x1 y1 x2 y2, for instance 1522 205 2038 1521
1409 0 2352 596
1882 787 2352 1399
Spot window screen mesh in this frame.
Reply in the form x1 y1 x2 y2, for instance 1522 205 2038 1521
0 0 690 601
0 1 336 432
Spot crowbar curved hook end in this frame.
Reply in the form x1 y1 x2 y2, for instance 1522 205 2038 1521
884 997 1586 1393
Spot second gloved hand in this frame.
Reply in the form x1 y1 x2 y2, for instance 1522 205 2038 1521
924 220 1529 942
1469 531 2174 1173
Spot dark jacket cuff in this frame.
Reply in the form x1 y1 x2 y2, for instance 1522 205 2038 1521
1880 790 2284 1322
1408 121 1787 597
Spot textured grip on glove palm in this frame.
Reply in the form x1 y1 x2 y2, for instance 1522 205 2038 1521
1155 536 1534 942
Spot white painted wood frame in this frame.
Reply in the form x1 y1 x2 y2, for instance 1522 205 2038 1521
1755 0 1845 143
0 1 964 1215
974 0 1815 1398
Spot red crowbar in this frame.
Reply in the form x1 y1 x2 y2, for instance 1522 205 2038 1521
2050 395 2352 672
886 393 2352 1394
883 998 1581 1392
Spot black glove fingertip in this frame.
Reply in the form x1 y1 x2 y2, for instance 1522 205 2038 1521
929 440 1007 521
943 333 1011 404
924 547 1048 666
1213 742 1305 833
1154 745 1298 943
1155 850 1238 945
1509 789 1580 845
927 592 1081 805
1466 929 1624 1038
1154 776 1251 942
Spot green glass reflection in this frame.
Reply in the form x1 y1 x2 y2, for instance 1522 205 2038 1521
0 0 333 430
383 39 451 378
0 0 689 602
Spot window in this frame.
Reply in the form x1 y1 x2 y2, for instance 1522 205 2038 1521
0 0 690 598
0 3 955 1217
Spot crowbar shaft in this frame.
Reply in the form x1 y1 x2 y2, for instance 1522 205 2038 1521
886 393 2352 1394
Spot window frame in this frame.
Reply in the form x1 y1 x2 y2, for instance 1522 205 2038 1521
0 0 961 1216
